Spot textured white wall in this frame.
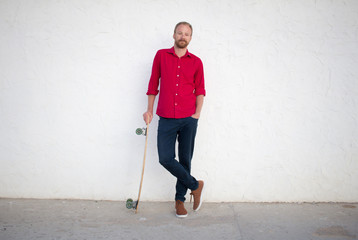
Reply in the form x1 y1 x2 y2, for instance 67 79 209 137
1 0 357 202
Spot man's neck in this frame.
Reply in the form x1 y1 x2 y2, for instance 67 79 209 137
174 46 187 58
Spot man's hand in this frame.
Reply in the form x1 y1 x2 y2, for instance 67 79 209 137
143 95 156 125
143 111 153 125
191 113 200 119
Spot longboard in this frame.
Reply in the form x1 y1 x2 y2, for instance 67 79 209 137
126 124 149 213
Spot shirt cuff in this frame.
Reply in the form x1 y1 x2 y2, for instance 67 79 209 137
195 89 206 96
146 90 159 96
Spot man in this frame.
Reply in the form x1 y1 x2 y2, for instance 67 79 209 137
143 22 205 218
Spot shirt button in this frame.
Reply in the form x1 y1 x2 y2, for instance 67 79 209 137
178 66 181 68
176 84 179 86
176 93 178 95
177 75 179 77
175 103 178 106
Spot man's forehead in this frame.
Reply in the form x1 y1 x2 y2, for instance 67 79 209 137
176 24 191 32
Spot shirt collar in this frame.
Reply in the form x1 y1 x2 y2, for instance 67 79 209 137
167 47 192 58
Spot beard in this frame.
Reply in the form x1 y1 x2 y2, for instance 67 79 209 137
175 39 189 49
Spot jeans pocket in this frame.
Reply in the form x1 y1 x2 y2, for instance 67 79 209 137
189 117 199 123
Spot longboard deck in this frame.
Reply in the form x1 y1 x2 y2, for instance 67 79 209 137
126 124 149 213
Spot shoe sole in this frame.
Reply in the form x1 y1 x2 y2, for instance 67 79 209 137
194 182 204 212
176 213 188 218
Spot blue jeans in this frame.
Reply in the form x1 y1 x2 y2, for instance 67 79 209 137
157 116 199 202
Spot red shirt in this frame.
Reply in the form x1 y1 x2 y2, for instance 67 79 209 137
146 47 206 119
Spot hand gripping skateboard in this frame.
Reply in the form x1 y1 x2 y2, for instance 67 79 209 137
126 124 149 213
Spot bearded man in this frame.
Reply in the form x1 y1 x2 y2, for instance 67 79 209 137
143 22 206 218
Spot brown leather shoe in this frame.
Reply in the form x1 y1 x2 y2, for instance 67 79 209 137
190 180 204 211
175 200 188 218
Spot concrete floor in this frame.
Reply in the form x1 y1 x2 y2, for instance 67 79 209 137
0 199 357 240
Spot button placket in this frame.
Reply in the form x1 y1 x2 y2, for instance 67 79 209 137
174 59 181 108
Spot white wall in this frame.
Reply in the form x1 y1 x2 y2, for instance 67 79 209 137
1 0 357 202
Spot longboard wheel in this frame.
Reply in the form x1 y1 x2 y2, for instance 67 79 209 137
126 198 134 209
136 127 147 136
136 128 143 135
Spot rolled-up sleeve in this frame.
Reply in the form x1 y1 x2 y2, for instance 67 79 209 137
146 51 161 96
194 59 206 96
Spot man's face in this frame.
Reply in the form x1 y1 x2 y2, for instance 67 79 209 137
173 24 192 49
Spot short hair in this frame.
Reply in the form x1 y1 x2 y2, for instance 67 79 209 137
174 22 193 36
